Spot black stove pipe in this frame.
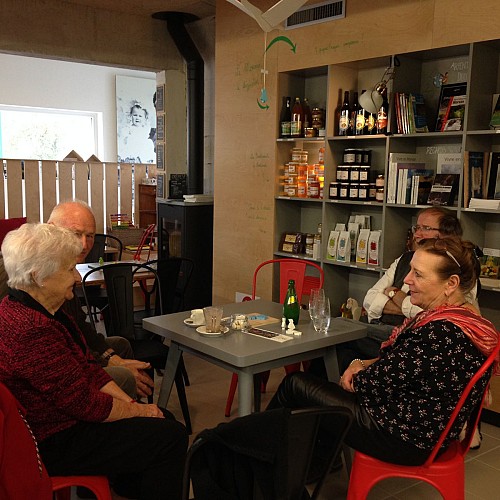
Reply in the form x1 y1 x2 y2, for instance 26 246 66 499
153 12 204 195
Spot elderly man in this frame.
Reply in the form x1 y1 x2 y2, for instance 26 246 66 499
48 200 154 398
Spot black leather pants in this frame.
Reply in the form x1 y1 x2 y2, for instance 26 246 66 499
267 372 431 466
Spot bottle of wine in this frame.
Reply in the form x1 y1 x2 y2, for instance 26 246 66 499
283 279 300 327
355 89 367 135
376 89 389 134
338 90 350 136
280 96 292 138
291 97 303 138
349 91 358 136
303 97 312 131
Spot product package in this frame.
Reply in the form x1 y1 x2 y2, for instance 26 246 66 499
356 228 371 263
367 230 382 266
327 230 340 261
337 230 351 262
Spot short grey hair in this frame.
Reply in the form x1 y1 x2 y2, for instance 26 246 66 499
48 199 95 224
1 223 82 289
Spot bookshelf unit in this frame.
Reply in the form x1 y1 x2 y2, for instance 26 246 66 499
274 39 500 328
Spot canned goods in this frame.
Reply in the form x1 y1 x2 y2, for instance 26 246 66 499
349 183 359 201
359 166 370 182
343 149 356 164
329 181 339 199
358 183 369 201
339 182 349 200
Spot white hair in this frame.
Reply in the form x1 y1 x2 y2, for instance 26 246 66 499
1 223 82 289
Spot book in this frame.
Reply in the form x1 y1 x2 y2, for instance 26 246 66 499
396 162 427 204
409 169 434 204
409 93 429 133
436 153 463 174
387 152 421 203
468 198 500 210
486 152 500 199
427 173 460 206
435 82 467 132
479 249 500 279
466 151 489 200
490 93 500 130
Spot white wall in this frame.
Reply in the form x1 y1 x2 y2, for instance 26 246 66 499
0 53 155 162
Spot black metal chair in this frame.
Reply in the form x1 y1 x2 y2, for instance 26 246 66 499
182 406 353 500
134 258 195 387
85 233 123 263
81 262 192 434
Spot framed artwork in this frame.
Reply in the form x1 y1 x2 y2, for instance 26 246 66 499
156 84 165 113
156 142 165 170
116 75 156 164
157 173 165 199
156 114 165 142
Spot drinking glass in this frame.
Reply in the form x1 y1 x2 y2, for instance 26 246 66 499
312 297 331 334
308 288 326 320
203 306 223 333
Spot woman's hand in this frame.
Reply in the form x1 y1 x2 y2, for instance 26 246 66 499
339 358 377 392
105 399 165 421
131 402 165 419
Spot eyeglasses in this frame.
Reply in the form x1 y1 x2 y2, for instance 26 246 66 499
411 224 440 234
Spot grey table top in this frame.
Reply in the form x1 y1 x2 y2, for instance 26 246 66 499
143 299 367 368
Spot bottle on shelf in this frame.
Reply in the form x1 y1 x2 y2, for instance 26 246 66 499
303 97 312 131
291 97 303 138
349 91 358 136
338 90 350 136
283 279 300 326
376 88 389 135
355 89 367 135
366 111 377 135
280 96 292 138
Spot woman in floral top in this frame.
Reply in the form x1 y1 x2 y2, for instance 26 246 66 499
268 237 499 465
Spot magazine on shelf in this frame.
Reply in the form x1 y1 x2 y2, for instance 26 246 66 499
436 153 463 174
435 82 467 132
486 152 500 199
490 93 500 129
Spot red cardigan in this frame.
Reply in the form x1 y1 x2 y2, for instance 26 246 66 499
0 295 113 442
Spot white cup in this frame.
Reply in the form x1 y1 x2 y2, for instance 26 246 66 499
190 309 205 325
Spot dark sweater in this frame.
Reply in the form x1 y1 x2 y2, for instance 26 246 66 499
0 293 112 442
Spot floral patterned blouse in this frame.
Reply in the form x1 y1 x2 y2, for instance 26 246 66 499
354 319 489 450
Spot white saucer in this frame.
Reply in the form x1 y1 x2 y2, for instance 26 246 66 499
196 325 229 337
184 318 204 328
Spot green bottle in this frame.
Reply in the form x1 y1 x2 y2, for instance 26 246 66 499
283 279 300 326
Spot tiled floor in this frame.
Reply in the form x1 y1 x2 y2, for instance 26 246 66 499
163 352 500 500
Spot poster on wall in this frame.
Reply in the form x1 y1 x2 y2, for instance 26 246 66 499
116 75 156 164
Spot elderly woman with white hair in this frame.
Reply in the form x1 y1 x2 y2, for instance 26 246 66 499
0 223 187 500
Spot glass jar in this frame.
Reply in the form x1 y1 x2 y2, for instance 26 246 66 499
329 181 339 199
343 148 356 164
349 182 359 201
339 182 349 200
358 182 369 201
349 165 360 182
376 174 385 188
375 187 384 202
336 165 349 182
369 183 377 200
359 165 370 182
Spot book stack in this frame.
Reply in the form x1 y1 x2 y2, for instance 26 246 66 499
394 93 429 134
387 153 433 205
468 198 500 210
463 151 500 207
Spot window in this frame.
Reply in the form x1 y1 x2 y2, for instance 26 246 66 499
0 106 101 161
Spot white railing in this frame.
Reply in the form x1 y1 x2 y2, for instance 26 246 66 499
1 159 156 232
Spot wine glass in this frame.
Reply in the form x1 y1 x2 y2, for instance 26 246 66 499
312 297 331 334
308 288 326 320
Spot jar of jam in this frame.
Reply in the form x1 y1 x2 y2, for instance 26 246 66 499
329 181 339 199
375 174 385 188
358 183 369 201
307 179 320 198
339 182 349 200
343 148 356 164
359 165 370 182
349 182 359 201
336 165 349 182
375 187 384 202
349 165 360 182
362 149 372 165
369 183 377 200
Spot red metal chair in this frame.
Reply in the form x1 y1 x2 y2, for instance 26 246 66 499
347 339 500 500
133 223 156 261
52 476 112 500
225 258 324 417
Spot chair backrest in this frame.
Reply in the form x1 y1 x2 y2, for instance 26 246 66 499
0 381 52 499
424 339 500 466
0 217 27 246
85 233 123 263
81 262 162 340
133 223 156 261
184 406 352 500
145 258 194 314
252 258 325 303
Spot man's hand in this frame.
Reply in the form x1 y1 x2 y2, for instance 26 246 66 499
109 356 154 397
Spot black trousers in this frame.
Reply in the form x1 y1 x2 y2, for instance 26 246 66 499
267 372 431 466
39 410 188 500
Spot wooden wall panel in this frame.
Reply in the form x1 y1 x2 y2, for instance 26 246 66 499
119 163 133 224
24 160 41 222
41 161 57 222
75 163 89 203
5 160 23 218
104 163 119 230
58 161 74 203
89 163 104 233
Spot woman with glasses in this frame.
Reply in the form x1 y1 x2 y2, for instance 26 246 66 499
268 236 498 465
334 206 479 374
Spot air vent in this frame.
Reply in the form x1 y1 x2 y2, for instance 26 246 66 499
285 0 345 29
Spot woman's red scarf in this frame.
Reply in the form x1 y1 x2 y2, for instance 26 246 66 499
381 304 500 374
